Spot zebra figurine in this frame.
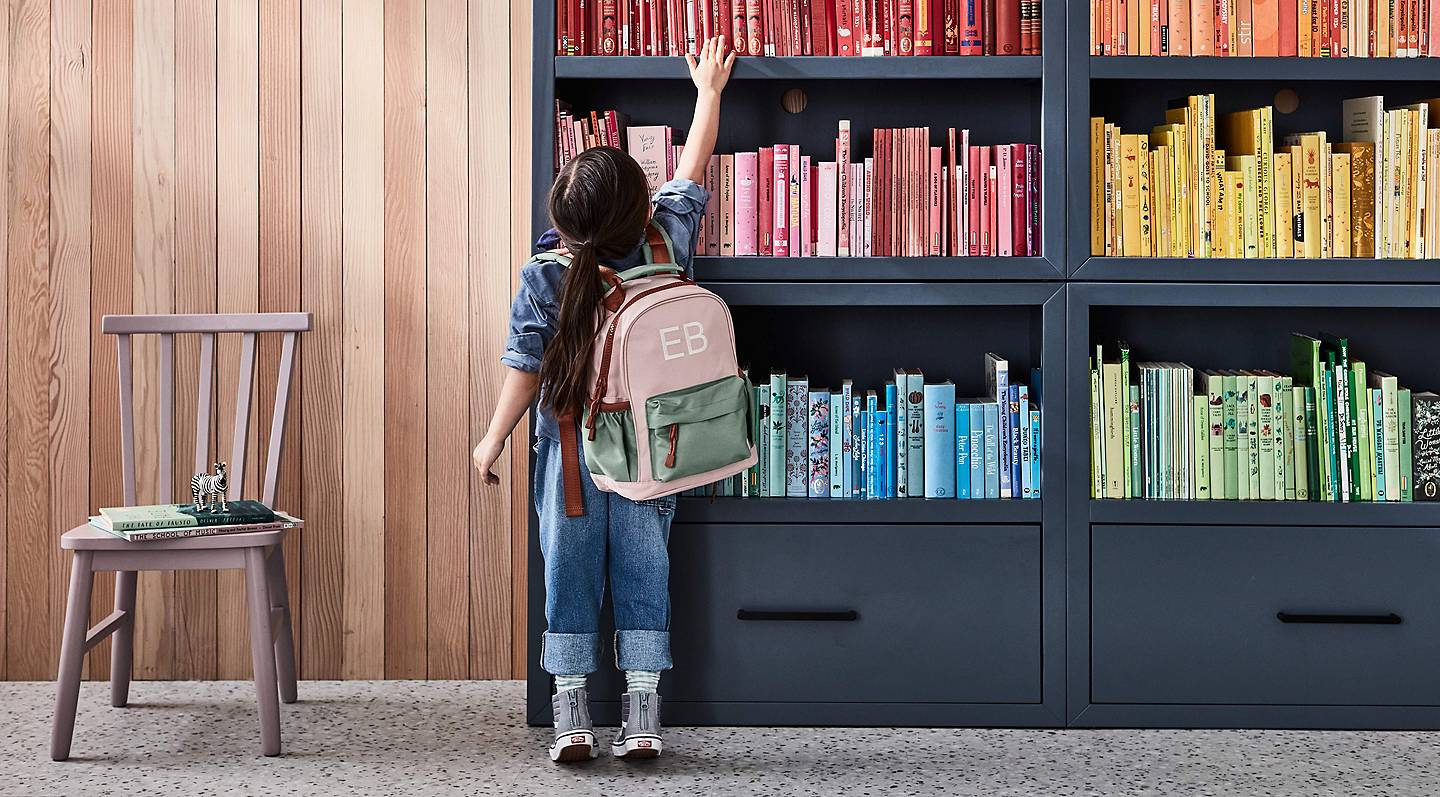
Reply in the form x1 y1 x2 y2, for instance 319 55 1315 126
191 462 229 514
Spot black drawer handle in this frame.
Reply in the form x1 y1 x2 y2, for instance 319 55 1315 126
1277 611 1402 625
737 609 858 622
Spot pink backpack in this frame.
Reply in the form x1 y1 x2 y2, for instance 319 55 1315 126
539 222 757 517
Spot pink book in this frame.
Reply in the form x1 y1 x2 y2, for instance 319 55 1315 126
1429 0 1439 55
940 165 949 257
817 161 839 256
1011 143 1026 258
758 147 774 255
625 125 671 193
1191 0 1215 53
704 154 720 255
968 147 981 256
837 121 852 256
719 154 736 257
850 163 864 255
928 147 943 256
996 145 1013 257
1024 144 1038 257
979 147 993 256
788 145 802 257
810 164 820 253
1167 0 1191 52
858 155 869 255
734 151 759 256
959 129 970 257
799 155 813 257
773 144 790 258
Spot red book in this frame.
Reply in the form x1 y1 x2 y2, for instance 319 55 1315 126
1278 0 1297 53
599 0 620 53
813 0 833 53
996 0 1020 52
745 0 764 54
899 0 916 52
758 146 774 255
1010 143 1026 257
942 0 962 52
729 0 747 52
967 148 980 255
983 0 996 52
960 0 984 52
915 0 934 54
837 0 856 53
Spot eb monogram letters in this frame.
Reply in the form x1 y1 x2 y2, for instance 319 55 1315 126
659 322 709 360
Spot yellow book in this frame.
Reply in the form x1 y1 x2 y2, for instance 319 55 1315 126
1226 155 1259 258
1260 106 1276 257
1108 124 1122 255
1219 108 1273 259
1322 142 1333 259
1214 149 1227 256
1138 137 1153 256
1335 141 1376 258
1102 360 1124 499
1216 168 1233 258
1294 134 1323 259
1386 110 1404 258
1401 105 1426 258
1121 134 1143 256
1333 152 1352 258
1275 151 1294 258
1154 147 1170 257
1091 117 1105 256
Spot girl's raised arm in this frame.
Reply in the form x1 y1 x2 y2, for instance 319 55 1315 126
673 36 736 184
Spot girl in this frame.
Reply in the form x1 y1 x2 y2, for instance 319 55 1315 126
473 36 735 763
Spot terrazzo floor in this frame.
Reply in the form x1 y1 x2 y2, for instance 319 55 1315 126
1 680 1435 796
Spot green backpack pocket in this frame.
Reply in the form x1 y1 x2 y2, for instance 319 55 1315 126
645 374 753 482
583 406 639 482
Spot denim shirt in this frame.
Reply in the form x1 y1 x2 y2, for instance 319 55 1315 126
502 178 710 440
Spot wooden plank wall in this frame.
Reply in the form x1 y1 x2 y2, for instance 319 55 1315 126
0 0 532 681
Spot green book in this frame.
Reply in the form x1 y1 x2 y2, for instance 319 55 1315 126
96 500 275 532
1400 387 1414 502
1129 384 1142 499
1256 373 1276 500
1275 375 1293 500
1090 363 1102 498
1119 343 1132 499
1303 386 1321 500
1222 372 1240 500
1372 389 1387 501
1290 333 1330 500
1370 370 1401 502
1320 334 1358 500
1323 359 1343 501
1291 386 1310 501
1193 394 1210 499
1235 373 1252 500
1203 372 1225 500
1351 360 1371 500
767 372 787 497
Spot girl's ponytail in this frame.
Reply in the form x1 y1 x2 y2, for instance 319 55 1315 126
539 147 652 420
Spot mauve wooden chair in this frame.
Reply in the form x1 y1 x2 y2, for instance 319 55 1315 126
51 312 311 760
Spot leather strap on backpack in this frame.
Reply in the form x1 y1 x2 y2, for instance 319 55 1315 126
558 416 586 518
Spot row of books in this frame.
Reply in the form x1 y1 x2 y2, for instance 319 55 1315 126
1090 95 1440 260
1091 0 1440 56
89 500 299 542
1090 336 1440 502
555 0 1042 57
557 109 1044 257
691 357 1041 498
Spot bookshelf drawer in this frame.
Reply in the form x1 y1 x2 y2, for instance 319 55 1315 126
1091 524 1440 707
664 522 1042 705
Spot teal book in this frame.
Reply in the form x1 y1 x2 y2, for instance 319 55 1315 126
1029 409 1042 498
96 499 275 532
1323 359 1343 501
1400 387 1413 502
860 409 872 500
924 382 956 499
807 390 831 499
767 373 787 497
954 402 971 499
875 411 891 499
985 353 1011 498
884 383 898 498
866 391 878 499
905 371 925 499
893 372 908 497
982 402 1000 499
785 376 810 498
1119 343 1132 499
850 394 862 498
752 385 767 497
1128 384 1142 499
829 392 845 498
968 401 985 496
1303 385 1321 499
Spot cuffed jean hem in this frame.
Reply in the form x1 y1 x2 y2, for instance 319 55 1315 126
541 631 599 676
615 629 672 672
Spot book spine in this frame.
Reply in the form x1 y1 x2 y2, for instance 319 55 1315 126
1292 386 1309 500
767 373 787 496
719 154 735 256
971 401 987 494
1018 384 1032 498
773 145 790 257
851 394 863 498
1400 388 1413 501
906 373 925 496
1030 409 1042 498
983 402 1000 498
117 520 295 542
960 0 984 51
885 383 898 497
734 151 758 255
704 155 720 255
830 392 844 498
955 403 971 499
756 384 770 495
842 381 855 498
837 122 852 256
894 374 909 497
1413 394 1439 501
808 391 831 499
785 377 809 497
758 146 774 255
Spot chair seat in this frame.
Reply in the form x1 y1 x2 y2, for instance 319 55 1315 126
62 521 299 551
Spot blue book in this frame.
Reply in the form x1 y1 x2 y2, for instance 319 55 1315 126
875 411 890 499
968 402 985 494
1016 384 1031 499
923 382 955 498
885 383 898 498
893 371 908 498
866 392 878 499
1009 384 1023 496
785 376 810 498
983 401 1000 499
1029 409 1042 499
986 353 1011 498
954 402 971 499
850 394 862 498
807 390 831 499
829 392 844 498
841 380 854 499
767 373 787 498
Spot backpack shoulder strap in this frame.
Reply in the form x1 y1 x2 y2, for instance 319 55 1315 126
639 221 686 276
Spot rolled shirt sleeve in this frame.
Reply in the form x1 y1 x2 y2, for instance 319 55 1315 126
500 267 555 374
650 178 711 273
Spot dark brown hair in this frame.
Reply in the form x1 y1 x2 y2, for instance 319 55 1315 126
540 147 652 419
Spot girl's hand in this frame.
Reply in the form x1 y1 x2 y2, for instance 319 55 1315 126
686 36 735 97
472 434 507 485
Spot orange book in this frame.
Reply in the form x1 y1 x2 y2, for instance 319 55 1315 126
1235 0 1254 54
1216 0 1230 54
1254 0 1279 53
1192 0 1216 52
1168 0 1191 52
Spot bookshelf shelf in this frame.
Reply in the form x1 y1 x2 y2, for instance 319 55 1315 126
556 55 1045 80
1073 257 1440 284
1089 55 1440 82
695 255 1062 281
1089 498 1440 527
678 496 1043 524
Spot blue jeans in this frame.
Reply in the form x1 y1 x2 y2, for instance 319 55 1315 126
533 430 676 676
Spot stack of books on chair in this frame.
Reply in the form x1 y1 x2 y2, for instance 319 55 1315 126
89 500 300 542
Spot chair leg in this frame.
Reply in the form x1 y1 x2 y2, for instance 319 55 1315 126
110 570 137 708
265 545 299 705
245 547 282 756
51 552 96 761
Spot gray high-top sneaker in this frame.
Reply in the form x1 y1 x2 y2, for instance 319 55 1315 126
550 688 598 762
611 690 663 759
